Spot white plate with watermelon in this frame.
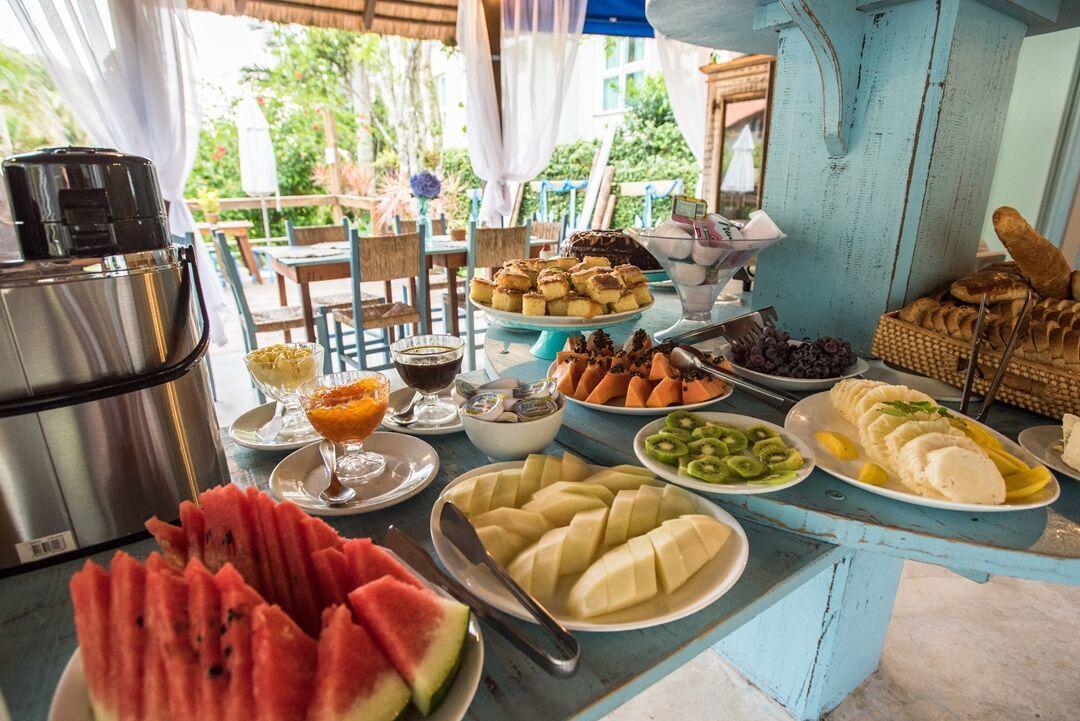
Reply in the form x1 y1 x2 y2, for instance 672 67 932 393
430 458 750 633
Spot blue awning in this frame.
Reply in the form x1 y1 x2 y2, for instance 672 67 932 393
584 0 653 37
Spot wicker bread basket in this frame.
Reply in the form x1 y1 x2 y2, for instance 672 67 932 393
871 311 1080 419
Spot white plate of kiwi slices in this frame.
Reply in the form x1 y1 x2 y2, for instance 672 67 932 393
633 411 816 494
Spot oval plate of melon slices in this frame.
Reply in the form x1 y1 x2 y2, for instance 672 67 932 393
429 454 750 633
785 387 1060 513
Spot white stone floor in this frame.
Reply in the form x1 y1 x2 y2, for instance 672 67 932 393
211 271 1080 721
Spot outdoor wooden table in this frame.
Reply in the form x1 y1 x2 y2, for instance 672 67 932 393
264 236 548 341
482 292 1080 719
196 220 260 283
1 432 841 721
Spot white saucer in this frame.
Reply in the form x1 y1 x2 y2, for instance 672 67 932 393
269 433 439 515
1018 425 1080 482
380 387 463 436
229 401 321 451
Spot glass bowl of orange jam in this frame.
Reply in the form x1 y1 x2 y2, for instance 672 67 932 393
298 371 390 485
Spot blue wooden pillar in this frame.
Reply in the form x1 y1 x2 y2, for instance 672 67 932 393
714 549 904 720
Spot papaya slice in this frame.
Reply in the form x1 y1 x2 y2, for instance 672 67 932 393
585 369 631 405
648 352 673 381
681 378 715 405
554 359 583 396
555 350 587 364
625 375 654 407
574 362 606 401
704 376 728 399
646 376 682 408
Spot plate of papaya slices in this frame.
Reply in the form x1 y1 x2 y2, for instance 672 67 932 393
548 329 732 415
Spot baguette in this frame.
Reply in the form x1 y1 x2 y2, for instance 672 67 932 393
949 262 1031 304
992 206 1071 298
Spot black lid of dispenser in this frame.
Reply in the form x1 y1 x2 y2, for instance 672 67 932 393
2 147 170 260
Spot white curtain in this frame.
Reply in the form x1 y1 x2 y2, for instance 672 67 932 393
654 31 711 165
8 0 228 344
458 0 587 227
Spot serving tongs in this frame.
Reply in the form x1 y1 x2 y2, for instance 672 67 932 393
665 306 779 347
670 345 800 411
435 504 581 677
959 292 1032 423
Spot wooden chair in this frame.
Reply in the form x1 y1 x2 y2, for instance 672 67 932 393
459 220 531 369
329 226 430 371
393 214 447 236
285 220 381 309
530 215 567 247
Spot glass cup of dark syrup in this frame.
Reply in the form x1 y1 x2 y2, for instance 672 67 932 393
390 334 465 427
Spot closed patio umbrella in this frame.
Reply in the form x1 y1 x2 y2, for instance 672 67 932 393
235 96 278 238
721 124 757 194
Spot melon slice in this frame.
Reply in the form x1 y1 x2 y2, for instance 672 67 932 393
184 559 226 720
627 485 662 537
559 507 608 575
685 514 733 556
179 500 205 563
252 603 318 721
488 470 521 511
145 516 188 568
273 501 323 634
521 491 606 527
645 525 691 594
561 452 589 483
624 375 654 407
70 561 115 721
519 455 547 500
109 552 147 721
658 485 698 522
215 563 265 721
567 536 658 619
470 507 553 542
468 472 500 515
343 538 423 589
540 455 563 488
600 544 638 611
507 544 536 591
566 555 608 619
626 535 659 603
475 526 529 565
584 469 661 492
603 490 636 547
531 481 615 506
252 491 295 617
311 547 356 607
529 527 568 599
645 376 682 407
308 605 412 721
443 480 476 514
201 485 264 593
349 577 471 716
662 518 711 573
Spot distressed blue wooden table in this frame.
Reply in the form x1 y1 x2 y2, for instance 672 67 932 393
484 293 1080 719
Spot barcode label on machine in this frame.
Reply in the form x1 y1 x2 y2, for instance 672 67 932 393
15 531 75 563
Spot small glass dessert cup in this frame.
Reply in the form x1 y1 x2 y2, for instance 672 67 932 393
243 343 324 441
390 334 464 427
298 371 390 487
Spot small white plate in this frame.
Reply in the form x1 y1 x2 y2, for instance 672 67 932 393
269 433 439 516
48 554 484 721
380 387 463 436
785 391 1060 512
471 297 653 329
721 342 870 393
633 413 815 494
430 462 749 633
546 360 733 416
1018 425 1080 482
229 402 321 451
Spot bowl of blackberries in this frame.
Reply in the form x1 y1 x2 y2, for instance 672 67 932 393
723 326 870 392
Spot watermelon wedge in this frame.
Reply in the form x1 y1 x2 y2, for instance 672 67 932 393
215 563 266 721
252 604 317 721
146 560 199 721
244 487 279 604
343 538 423 589
349 577 470 716
70 561 115 721
273 501 323 634
179 500 205 563
142 630 171 721
302 515 343 553
184 559 226 720
311 547 355 607
308 605 411 721
253 490 295 617
144 517 187 568
202 485 264 593
108 552 147 721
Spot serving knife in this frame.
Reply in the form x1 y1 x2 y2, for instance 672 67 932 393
438 503 580 677
383 527 579 678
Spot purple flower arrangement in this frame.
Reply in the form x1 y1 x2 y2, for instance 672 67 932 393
409 171 442 200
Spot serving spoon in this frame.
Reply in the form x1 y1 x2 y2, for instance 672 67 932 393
318 440 356 506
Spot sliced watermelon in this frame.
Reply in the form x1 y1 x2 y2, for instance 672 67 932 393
244 487 278 605
308 605 411 721
144 517 187 568
349 577 470 716
145 550 178 577
252 604 318 721
302 515 344 553
253 490 295 616
311 547 355 607
142 629 171 721
215 563 266 721
201 485 264 593
146 560 199 721
184 559 226 720
273 501 323 634
179 500 205 563
108 552 146 721
70 561 115 721
343 539 423 589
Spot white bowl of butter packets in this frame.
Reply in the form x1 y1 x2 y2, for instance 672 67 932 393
459 379 565 461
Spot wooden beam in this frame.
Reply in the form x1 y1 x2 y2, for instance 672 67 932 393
362 0 376 30
482 0 501 120
322 107 344 223
246 0 456 28
185 194 340 211
618 180 683 197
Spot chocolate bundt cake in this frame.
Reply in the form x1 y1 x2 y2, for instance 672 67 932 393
562 229 660 271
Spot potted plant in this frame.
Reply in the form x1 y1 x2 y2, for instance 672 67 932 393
196 188 221 225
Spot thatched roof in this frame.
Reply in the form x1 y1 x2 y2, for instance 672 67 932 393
188 0 458 43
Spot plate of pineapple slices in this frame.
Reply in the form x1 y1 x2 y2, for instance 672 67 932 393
430 452 749 632
784 379 1060 512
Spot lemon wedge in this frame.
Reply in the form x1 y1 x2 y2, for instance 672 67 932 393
858 463 888 486
814 431 858 460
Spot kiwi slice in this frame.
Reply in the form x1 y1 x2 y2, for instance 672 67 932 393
752 470 798 485
692 425 724 440
665 410 705 432
645 434 689 465
768 448 805 472
688 437 729 458
687 457 729 483
726 454 765 479
752 437 789 462
658 426 693 442
745 424 780 443
711 426 749 453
